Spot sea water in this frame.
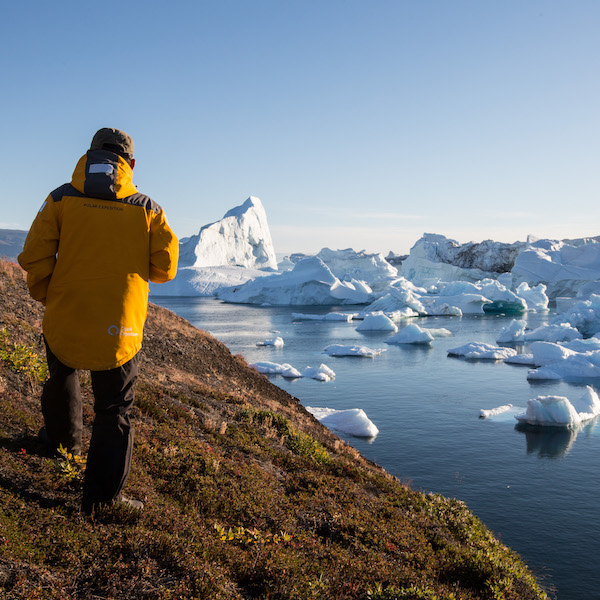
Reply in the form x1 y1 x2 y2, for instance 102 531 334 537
153 296 600 600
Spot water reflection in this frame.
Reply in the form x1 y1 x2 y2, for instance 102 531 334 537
515 417 599 458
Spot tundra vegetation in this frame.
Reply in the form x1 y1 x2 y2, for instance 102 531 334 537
0 259 552 599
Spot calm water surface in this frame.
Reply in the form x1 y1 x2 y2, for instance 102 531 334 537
153 296 600 600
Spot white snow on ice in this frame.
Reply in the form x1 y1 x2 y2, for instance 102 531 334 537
306 406 379 437
256 337 284 348
386 323 435 345
323 344 386 358
515 386 600 426
448 342 518 360
355 313 398 332
249 361 335 381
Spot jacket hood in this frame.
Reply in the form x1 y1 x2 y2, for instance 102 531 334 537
71 150 138 200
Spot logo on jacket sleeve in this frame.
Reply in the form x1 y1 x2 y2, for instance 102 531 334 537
108 325 139 337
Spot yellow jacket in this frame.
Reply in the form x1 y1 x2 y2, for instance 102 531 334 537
18 150 179 370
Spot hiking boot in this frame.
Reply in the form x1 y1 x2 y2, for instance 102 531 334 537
38 427 82 455
38 426 51 445
114 494 144 510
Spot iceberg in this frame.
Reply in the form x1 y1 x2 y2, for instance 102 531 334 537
302 364 336 381
306 406 379 437
447 342 518 360
179 196 277 270
386 323 435 345
512 237 600 299
515 387 600 426
251 362 299 377
400 233 525 287
397 232 598 304
523 323 582 343
504 353 535 365
364 275 542 316
479 404 514 419
547 295 600 337
291 312 356 322
329 278 373 304
149 265 270 297
514 282 549 312
323 344 386 357
249 361 334 381
256 337 284 347
363 278 429 315
218 257 371 306
496 319 527 343
316 247 398 292
355 313 398 332
150 196 277 297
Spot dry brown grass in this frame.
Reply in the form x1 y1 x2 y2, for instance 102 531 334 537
0 259 553 600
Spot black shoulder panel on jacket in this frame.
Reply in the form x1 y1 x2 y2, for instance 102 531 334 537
50 183 86 202
50 182 161 214
119 193 162 214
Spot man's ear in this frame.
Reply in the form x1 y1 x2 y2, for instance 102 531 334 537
130 158 136 170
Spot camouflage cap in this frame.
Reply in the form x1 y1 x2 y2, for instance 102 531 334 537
90 127 134 158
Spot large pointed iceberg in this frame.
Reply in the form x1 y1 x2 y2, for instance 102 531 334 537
150 196 276 296
179 196 277 270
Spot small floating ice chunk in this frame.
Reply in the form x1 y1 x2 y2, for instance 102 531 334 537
323 344 386 357
306 406 379 437
256 336 284 347
447 342 517 360
356 313 398 332
386 323 434 345
291 312 355 322
303 364 336 381
281 365 302 378
250 361 289 374
479 404 514 418
515 387 600 426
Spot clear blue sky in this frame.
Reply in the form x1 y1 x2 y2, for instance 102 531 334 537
1 0 598 255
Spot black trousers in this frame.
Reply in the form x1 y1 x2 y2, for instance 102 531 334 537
42 341 139 512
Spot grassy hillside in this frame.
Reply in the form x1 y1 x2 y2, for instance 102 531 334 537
0 259 552 599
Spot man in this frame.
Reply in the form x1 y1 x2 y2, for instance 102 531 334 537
18 128 178 513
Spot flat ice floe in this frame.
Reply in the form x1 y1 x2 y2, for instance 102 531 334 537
256 336 284 347
249 362 301 378
515 386 600 426
303 364 336 381
479 404 514 418
249 361 336 380
323 344 386 357
291 312 355 322
447 342 518 360
306 406 379 437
